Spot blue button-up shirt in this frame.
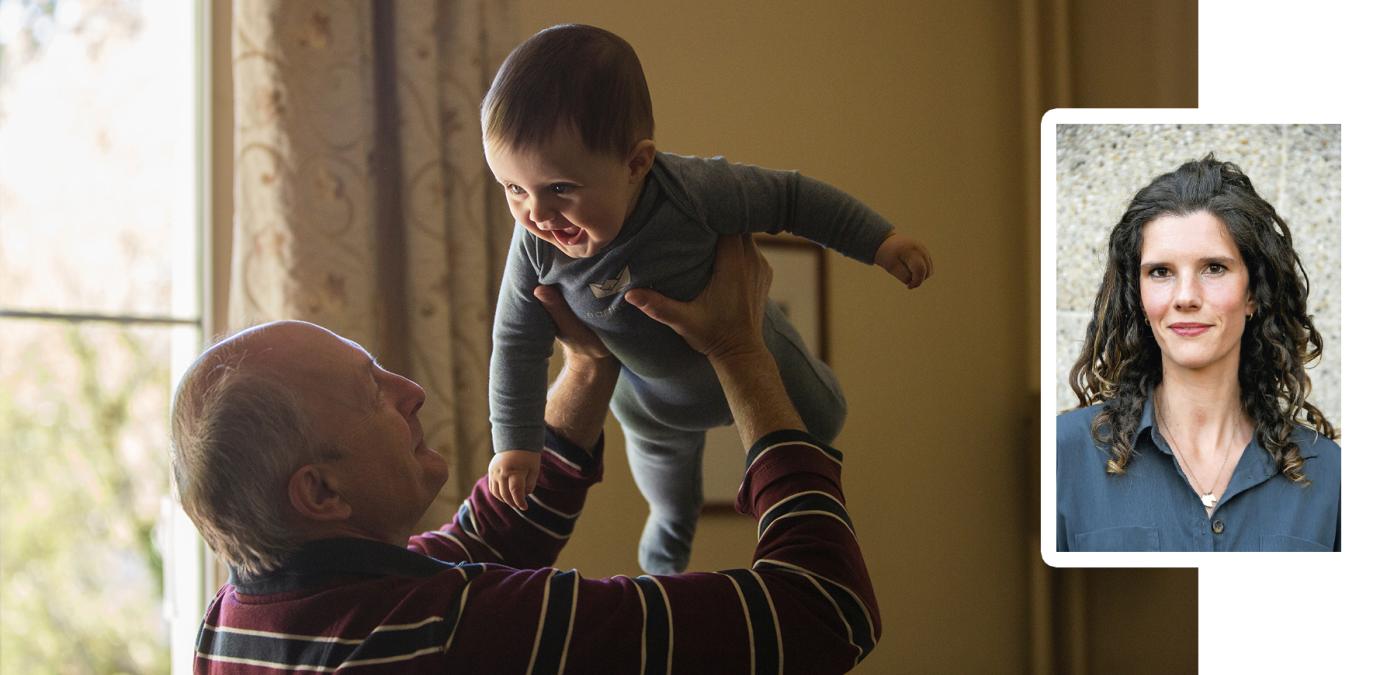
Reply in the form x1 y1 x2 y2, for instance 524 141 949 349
1057 397 1340 552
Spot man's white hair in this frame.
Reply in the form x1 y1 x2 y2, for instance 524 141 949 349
169 335 339 577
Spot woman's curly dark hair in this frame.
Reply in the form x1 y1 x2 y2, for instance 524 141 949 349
1068 155 1336 483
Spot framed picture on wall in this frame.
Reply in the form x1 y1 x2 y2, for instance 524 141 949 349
701 233 829 511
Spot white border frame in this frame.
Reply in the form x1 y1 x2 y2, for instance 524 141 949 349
1039 108 1346 569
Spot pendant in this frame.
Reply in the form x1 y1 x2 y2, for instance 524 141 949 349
1201 493 1218 509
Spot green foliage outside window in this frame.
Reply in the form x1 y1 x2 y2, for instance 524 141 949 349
1 322 173 673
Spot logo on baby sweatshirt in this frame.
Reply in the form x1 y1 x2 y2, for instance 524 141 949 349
589 265 631 299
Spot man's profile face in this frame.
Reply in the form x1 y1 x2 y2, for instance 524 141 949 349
250 321 450 542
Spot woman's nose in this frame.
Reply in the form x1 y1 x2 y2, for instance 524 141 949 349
1172 276 1202 311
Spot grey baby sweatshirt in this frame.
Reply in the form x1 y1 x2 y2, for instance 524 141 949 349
488 152 895 454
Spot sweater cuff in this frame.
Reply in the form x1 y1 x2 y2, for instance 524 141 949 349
492 424 545 457
744 429 843 471
736 429 845 517
542 425 603 478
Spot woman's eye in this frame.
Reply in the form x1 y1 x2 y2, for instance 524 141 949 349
507 184 526 196
1148 267 1170 278
1205 263 1226 274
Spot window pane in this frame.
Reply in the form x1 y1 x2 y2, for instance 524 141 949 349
0 0 196 319
0 319 196 673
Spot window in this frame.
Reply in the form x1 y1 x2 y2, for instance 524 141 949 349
0 0 207 671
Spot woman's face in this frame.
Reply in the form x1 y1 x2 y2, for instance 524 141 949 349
1138 210 1256 378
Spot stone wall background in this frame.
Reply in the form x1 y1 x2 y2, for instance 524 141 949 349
1056 124 1340 427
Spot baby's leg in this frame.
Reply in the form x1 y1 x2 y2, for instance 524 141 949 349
612 378 707 575
764 304 848 443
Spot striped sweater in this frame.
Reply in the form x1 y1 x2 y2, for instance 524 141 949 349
194 427 880 674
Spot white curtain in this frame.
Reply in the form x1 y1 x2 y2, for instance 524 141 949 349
230 0 514 526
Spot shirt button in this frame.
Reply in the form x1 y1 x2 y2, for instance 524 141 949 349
1212 520 1225 535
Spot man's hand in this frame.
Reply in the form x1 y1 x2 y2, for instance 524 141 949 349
623 235 771 361
626 235 803 450
534 285 612 362
534 285 620 450
874 232 932 289
489 450 541 510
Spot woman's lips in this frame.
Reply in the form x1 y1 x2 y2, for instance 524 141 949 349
1169 323 1211 337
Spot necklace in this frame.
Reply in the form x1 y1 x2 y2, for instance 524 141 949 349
1154 390 1240 514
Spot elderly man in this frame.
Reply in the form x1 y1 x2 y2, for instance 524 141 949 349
173 236 879 674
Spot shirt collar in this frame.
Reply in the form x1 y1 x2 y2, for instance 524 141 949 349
1134 391 1322 479
1134 393 1179 459
1135 394 1160 450
229 537 454 595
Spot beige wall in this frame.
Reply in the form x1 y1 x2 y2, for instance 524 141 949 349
518 3 1030 672
510 2 1198 673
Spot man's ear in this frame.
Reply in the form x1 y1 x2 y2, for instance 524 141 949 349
626 139 656 183
287 464 351 522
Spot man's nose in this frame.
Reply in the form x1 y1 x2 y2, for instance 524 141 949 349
401 377 425 416
381 369 426 416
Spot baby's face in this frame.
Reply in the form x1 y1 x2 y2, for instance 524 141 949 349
484 127 643 259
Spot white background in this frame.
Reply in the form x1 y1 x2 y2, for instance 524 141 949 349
1199 2 1376 672
1069 1 1377 672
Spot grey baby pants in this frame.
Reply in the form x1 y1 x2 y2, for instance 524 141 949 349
610 302 846 574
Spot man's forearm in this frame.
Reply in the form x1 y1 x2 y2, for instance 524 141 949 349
709 346 806 452
411 427 603 568
544 353 619 450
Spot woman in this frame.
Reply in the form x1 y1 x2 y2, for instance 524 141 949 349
1057 155 1339 552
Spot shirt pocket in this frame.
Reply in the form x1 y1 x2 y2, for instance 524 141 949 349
1072 526 1161 552
1260 534 1330 552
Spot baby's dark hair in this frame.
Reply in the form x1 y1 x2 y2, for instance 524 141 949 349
482 24 654 156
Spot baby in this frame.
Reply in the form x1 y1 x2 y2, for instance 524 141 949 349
483 24 930 574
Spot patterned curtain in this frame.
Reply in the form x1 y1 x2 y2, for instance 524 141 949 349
229 0 513 527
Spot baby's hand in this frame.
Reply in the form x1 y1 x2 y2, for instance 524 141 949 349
488 450 541 510
874 232 933 289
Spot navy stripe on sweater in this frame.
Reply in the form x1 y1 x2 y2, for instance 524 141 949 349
758 491 854 540
722 568 781 674
530 569 579 674
633 576 671 675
